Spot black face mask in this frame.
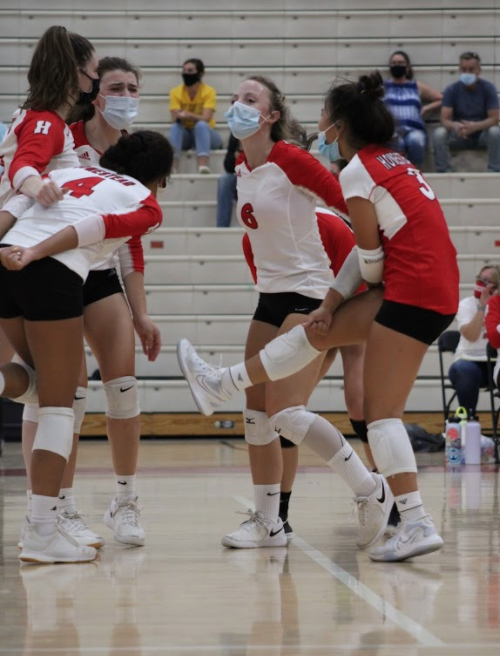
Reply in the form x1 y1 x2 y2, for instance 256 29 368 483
77 71 100 105
390 64 407 80
182 72 200 87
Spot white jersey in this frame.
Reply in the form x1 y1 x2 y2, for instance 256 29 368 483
4 166 162 281
454 296 489 361
235 141 348 299
0 109 79 207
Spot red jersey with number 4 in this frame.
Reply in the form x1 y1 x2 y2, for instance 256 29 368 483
4 166 162 281
339 145 459 314
235 140 348 299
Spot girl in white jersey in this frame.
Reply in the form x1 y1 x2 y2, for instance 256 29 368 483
196 76 392 550
20 57 153 550
0 131 173 564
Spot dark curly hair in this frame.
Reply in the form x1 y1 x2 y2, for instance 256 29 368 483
99 131 174 185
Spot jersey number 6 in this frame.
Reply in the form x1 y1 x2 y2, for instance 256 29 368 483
241 203 258 229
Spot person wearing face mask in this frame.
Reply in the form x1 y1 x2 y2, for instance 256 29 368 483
383 50 442 167
448 265 500 414
433 51 500 172
168 58 223 173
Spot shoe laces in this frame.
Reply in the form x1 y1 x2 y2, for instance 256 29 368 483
235 509 267 532
115 499 142 526
350 497 369 526
59 510 90 533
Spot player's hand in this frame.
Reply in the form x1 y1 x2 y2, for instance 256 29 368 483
0 245 36 270
133 314 162 361
303 306 333 335
35 180 65 207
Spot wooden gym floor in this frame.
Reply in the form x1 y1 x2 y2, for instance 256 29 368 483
0 438 499 656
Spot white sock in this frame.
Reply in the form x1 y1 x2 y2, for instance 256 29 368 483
254 484 281 521
0 372 4 395
327 444 377 497
395 491 426 522
222 363 252 393
31 494 58 535
58 487 77 514
26 489 32 519
116 474 137 500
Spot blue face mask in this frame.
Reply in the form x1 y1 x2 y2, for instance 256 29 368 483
460 73 477 86
318 128 340 162
224 101 268 140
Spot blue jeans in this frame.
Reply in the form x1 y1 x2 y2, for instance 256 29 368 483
397 129 427 167
433 125 500 172
169 121 223 158
448 359 490 414
216 172 237 228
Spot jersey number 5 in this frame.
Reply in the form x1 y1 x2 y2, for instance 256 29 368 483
241 203 258 230
407 168 435 200
62 176 103 199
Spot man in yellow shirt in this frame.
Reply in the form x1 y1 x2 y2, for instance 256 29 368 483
169 58 223 173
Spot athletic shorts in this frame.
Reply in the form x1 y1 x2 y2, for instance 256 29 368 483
375 299 455 345
0 251 83 321
253 292 322 328
83 269 123 307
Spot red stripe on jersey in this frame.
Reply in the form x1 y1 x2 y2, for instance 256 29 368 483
485 295 500 349
101 193 162 239
9 110 66 184
68 120 90 150
124 235 145 274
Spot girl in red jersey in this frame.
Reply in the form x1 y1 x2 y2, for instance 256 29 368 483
178 72 459 562
0 131 173 564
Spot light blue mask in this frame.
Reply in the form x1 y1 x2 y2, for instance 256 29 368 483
224 101 267 140
460 73 477 86
318 130 340 162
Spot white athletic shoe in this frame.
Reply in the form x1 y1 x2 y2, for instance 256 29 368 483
353 473 394 550
104 496 145 546
19 524 98 564
221 511 288 549
58 510 105 549
369 515 444 562
18 516 29 549
177 339 233 416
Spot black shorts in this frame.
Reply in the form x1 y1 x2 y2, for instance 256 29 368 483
83 269 123 307
375 300 455 345
253 292 322 328
0 253 83 321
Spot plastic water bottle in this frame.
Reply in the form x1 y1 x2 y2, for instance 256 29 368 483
464 412 481 465
445 416 462 466
214 420 235 429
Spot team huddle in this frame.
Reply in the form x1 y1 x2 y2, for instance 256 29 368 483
0 25 459 565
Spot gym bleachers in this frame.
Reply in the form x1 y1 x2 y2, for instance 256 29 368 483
1 2 499 417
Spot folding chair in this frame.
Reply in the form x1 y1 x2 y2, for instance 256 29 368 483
486 342 500 464
438 330 460 431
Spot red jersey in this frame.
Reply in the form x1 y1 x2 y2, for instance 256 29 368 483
339 145 459 315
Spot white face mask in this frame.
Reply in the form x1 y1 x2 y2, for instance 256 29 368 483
99 95 140 130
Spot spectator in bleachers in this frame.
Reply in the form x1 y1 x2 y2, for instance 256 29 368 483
216 134 240 227
449 265 500 414
169 58 223 174
384 50 442 167
433 52 500 172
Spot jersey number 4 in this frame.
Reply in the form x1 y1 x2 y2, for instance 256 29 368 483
62 176 103 199
241 202 258 229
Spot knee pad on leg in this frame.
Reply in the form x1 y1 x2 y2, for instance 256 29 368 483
73 386 87 434
244 408 278 446
260 325 321 381
367 418 417 478
23 403 39 423
104 376 140 420
280 436 296 449
33 407 74 461
11 362 38 405
271 405 317 446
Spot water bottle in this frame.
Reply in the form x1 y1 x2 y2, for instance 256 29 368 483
214 420 235 429
445 416 462 466
464 412 481 465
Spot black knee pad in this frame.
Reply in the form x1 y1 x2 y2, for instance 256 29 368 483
280 436 296 449
350 418 368 443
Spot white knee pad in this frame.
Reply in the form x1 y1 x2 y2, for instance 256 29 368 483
11 362 38 405
271 405 317 446
367 418 417 478
104 376 140 420
260 325 321 382
244 408 278 446
33 407 75 461
73 386 88 434
23 403 39 423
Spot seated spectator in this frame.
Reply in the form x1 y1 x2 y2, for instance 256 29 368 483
484 285 500 387
384 50 442 167
216 134 240 228
449 265 500 414
433 52 500 172
169 58 223 174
